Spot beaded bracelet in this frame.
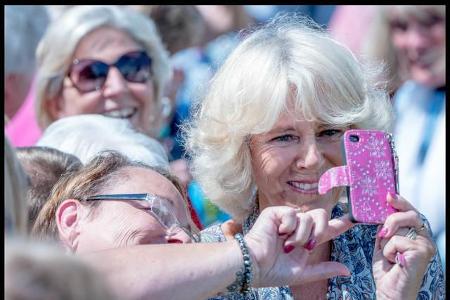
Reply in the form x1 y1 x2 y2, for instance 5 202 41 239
226 233 253 294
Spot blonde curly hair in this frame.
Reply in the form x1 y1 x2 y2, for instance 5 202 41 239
185 14 394 222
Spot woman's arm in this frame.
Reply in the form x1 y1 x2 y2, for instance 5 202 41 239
82 241 243 300
81 206 354 300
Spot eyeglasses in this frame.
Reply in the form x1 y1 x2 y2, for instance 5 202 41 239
85 193 198 242
67 50 152 93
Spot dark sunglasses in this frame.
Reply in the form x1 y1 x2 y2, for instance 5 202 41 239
67 50 152 93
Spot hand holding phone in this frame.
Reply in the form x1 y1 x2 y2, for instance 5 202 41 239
319 129 399 224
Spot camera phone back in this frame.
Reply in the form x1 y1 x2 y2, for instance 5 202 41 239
343 129 398 224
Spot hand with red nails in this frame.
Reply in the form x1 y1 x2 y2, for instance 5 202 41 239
243 206 354 288
372 193 436 300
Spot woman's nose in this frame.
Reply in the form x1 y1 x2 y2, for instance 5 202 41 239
405 24 429 51
101 66 129 96
165 226 192 244
295 140 324 170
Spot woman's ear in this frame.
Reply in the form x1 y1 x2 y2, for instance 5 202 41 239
56 199 83 252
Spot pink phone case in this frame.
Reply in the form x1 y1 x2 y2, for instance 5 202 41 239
319 129 399 224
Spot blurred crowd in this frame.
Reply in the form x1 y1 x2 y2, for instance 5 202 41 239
4 5 445 300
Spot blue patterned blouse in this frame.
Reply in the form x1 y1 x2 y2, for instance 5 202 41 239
200 202 445 299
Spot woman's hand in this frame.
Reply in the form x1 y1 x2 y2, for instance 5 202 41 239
373 193 436 300
243 206 354 288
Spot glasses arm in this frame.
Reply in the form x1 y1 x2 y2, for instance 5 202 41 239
86 193 148 201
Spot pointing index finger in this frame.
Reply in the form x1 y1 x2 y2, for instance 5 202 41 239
319 214 354 245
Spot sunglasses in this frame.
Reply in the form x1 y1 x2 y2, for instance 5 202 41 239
85 193 198 242
68 50 152 93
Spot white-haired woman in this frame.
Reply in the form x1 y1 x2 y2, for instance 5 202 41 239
34 5 197 188
35 114 205 228
35 5 170 138
36 114 170 170
186 14 444 299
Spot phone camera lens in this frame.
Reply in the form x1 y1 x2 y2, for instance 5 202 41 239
349 135 359 142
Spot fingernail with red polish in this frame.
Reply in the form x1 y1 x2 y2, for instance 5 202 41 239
304 239 316 251
378 227 388 238
284 245 295 253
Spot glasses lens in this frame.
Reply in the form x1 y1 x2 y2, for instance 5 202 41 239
71 60 109 92
145 195 195 240
116 51 151 83
151 205 178 229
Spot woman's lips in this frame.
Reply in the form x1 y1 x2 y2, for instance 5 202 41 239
102 107 137 119
287 181 319 194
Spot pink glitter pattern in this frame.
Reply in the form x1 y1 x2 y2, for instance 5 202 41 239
318 166 350 194
319 130 398 224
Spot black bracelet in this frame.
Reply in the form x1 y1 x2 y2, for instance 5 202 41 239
226 233 253 294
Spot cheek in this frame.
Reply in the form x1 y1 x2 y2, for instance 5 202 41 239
391 32 408 50
60 88 103 115
108 214 167 246
130 82 158 133
325 149 343 167
431 26 446 46
130 82 155 110
252 147 294 180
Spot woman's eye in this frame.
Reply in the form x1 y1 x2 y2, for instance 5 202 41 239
421 14 443 27
318 129 343 137
272 134 299 143
390 20 408 31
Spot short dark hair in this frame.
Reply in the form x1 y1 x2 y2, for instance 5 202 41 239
16 146 82 232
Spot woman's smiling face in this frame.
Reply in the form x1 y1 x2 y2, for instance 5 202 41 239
249 100 346 214
54 27 157 135
389 7 445 88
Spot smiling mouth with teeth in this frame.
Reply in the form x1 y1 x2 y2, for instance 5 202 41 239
288 181 319 194
102 107 137 119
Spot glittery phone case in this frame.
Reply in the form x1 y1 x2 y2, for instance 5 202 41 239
318 129 399 224
341 129 399 224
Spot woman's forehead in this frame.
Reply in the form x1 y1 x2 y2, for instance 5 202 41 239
114 167 182 203
74 26 142 60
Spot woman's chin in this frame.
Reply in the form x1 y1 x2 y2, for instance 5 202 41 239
410 67 445 88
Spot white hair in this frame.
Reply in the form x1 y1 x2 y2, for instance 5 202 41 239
37 114 170 171
185 14 394 221
4 5 50 74
35 5 171 130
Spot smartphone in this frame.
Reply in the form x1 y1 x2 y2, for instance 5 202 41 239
342 129 399 224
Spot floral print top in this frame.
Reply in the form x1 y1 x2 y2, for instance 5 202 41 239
201 202 445 300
